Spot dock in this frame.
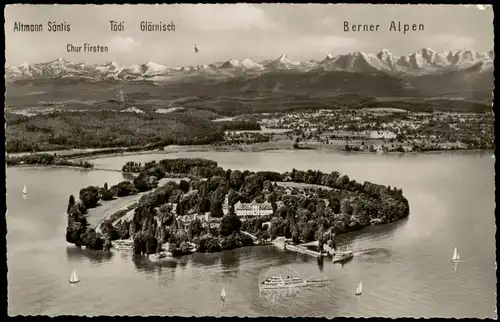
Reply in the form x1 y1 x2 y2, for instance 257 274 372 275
284 243 326 258
323 244 336 256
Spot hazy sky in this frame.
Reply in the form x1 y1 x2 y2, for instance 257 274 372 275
5 4 494 66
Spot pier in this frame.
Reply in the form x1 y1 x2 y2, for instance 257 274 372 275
284 244 326 258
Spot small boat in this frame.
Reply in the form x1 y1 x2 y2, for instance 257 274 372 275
221 285 226 302
148 251 174 262
111 239 134 251
69 268 80 284
259 267 308 290
355 281 363 295
273 237 288 250
451 247 460 262
333 246 354 263
22 184 27 195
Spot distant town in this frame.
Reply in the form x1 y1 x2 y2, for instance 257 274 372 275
220 108 493 153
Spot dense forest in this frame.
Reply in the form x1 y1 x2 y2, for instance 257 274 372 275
5 110 276 153
5 111 223 153
66 158 410 256
217 120 261 131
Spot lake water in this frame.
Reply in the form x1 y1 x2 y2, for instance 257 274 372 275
6 150 497 317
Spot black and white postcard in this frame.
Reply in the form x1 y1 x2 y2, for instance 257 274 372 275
5 4 496 318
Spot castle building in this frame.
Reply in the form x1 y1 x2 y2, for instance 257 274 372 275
222 195 273 219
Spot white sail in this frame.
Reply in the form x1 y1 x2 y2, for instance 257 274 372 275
118 90 125 103
69 268 80 283
22 185 27 195
452 247 460 261
220 285 226 299
356 281 363 295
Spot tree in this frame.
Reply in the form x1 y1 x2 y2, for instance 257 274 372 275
300 220 317 242
219 214 242 237
133 232 146 255
115 221 130 240
133 173 153 192
328 197 341 214
179 180 190 193
79 186 100 209
103 238 112 251
145 235 158 255
229 170 244 190
80 228 104 250
210 204 224 218
101 182 114 201
66 219 87 246
114 181 137 197
220 234 237 250
67 195 75 214
198 234 221 253
101 220 120 240
187 219 204 240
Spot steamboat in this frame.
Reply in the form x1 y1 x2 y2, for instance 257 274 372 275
259 267 308 290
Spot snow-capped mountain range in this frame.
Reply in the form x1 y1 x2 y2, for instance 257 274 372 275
6 48 494 82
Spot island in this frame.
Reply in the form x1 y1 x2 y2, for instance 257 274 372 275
65 158 410 258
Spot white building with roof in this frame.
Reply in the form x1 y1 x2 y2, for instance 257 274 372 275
222 195 273 218
234 200 273 218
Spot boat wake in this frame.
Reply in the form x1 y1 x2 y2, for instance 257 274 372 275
305 278 332 287
260 287 300 303
353 247 391 257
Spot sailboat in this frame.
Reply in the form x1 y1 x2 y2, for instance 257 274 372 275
22 184 27 195
355 281 363 296
451 247 460 262
220 285 226 305
118 89 125 103
69 268 80 284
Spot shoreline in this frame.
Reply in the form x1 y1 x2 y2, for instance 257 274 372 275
7 145 494 168
6 164 123 172
86 177 178 229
